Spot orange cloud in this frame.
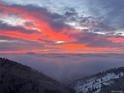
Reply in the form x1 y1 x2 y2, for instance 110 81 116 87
0 3 124 54
52 43 123 53
0 30 42 43
0 3 75 42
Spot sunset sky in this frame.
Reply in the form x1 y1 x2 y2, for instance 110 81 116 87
0 0 124 81
0 0 124 54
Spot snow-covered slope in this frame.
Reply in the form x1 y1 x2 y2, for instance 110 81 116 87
72 67 124 93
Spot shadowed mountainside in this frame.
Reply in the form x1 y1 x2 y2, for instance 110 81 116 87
0 58 74 93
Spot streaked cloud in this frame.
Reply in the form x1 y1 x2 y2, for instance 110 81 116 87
0 0 124 54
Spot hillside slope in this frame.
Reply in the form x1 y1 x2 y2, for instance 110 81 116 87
0 58 73 93
72 67 124 93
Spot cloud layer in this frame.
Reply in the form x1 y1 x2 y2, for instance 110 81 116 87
0 0 124 54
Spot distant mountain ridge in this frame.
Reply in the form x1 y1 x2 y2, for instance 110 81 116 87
0 58 74 93
71 67 124 93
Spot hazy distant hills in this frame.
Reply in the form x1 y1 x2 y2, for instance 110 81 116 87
0 58 124 93
72 67 124 93
0 58 73 93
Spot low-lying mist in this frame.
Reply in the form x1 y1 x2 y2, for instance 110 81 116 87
0 53 124 83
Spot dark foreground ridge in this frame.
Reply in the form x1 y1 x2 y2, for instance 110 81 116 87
0 58 74 93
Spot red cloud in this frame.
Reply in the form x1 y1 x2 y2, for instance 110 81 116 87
107 37 124 43
0 3 76 42
0 2 124 54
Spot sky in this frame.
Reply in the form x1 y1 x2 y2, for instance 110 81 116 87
0 0 124 82
0 0 124 54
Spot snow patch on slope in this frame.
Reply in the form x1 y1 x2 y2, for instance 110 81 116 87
74 72 124 93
